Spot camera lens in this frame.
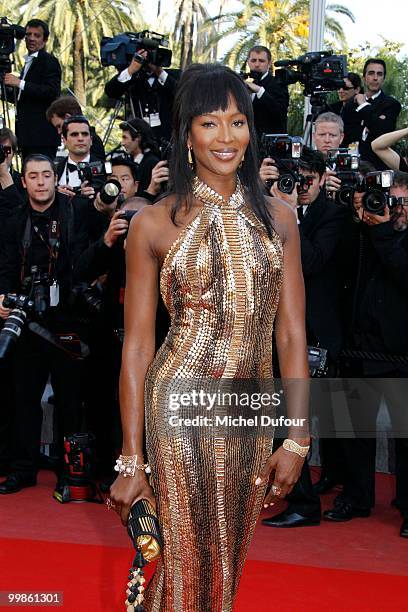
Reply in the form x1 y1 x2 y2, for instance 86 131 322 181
363 190 387 214
99 179 121 205
278 174 296 194
337 186 354 207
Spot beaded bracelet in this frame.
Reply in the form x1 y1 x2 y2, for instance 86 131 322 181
114 454 151 478
282 438 310 458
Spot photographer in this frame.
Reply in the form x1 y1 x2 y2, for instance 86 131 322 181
3 19 61 159
119 118 160 193
323 172 408 539
0 128 25 228
262 147 347 528
0 155 94 496
57 115 104 199
46 95 105 161
105 49 177 141
244 45 289 138
342 58 401 170
93 156 140 217
327 73 362 147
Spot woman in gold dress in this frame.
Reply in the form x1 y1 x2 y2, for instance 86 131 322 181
110 64 310 611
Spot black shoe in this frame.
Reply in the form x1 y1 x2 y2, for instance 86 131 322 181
400 519 408 538
323 500 370 522
312 475 338 496
0 473 37 494
262 510 321 528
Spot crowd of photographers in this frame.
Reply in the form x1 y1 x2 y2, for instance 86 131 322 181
0 20 407 537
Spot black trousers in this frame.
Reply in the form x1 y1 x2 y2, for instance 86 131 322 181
336 372 408 516
0 359 14 471
11 327 84 479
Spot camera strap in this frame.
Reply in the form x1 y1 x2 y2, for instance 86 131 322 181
21 209 61 285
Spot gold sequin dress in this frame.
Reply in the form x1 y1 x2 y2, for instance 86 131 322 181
143 178 283 611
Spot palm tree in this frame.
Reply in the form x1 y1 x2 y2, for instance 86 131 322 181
18 0 143 106
173 0 216 69
206 0 355 68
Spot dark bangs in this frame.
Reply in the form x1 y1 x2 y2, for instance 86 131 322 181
180 64 254 129
168 63 273 236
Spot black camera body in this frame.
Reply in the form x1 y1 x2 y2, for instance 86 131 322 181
0 267 50 359
0 143 12 163
77 160 112 186
327 149 361 208
361 170 396 215
0 17 25 76
71 282 104 315
275 50 347 96
261 134 308 194
101 30 172 70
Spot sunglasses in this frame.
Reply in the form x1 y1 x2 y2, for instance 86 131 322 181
339 84 355 91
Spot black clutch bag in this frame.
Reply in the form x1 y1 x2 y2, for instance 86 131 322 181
124 499 163 611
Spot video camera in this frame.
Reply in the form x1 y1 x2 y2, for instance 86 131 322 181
326 148 361 208
0 17 25 76
275 50 347 96
261 134 312 194
100 30 172 70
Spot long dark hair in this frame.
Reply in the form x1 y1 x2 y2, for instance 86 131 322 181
168 63 273 235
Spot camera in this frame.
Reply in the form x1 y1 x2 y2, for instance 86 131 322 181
326 149 361 208
275 50 347 96
0 143 11 163
0 267 50 359
0 17 25 76
100 30 172 70
239 70 264 84
77 160 112 186
261 134 311 194
99 178 122 205
361 170 397 215
71 282 104 315
117 209 137 240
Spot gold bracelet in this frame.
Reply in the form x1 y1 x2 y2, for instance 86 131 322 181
282 438 310 458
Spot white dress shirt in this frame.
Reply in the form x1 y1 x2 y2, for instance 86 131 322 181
18 51 39 100
62 154 91 188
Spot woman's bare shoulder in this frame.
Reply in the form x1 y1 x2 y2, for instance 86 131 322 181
265 196 298 242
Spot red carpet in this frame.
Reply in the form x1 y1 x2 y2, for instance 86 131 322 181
1 469 408 611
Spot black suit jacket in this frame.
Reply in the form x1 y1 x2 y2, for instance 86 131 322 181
136 150 160 194
252 73 289 139
0 193 93 302
15 48 61 149
105 69 178 141
299 191 348 359
341 92 401 169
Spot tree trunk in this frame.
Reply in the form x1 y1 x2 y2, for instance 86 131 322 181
73 18 86 107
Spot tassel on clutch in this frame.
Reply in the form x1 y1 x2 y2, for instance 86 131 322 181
125 499 163 612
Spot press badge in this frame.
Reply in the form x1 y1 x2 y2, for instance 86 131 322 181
50 281 60 307
149 113 161 127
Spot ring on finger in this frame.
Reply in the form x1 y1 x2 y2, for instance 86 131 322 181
271 484 282 496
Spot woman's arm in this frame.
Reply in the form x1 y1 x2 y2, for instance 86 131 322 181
256 201 310 505
371 127 408 170
109 206 160 524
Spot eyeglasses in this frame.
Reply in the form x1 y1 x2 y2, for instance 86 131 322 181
339 84 355 91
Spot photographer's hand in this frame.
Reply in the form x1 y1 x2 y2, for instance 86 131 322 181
94 192 117 217
271 182 298 210
0 295 12 320
103 211 129 247
57 185 76 198
80 180 95 199
128 49 147 76
259 158 279 192
245 79 261 93
0 159 13 189
362 206 391 226
325 169 342 193
3 74 21 88
147 160 169 196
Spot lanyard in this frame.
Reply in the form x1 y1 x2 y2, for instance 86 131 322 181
21 210 61 284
